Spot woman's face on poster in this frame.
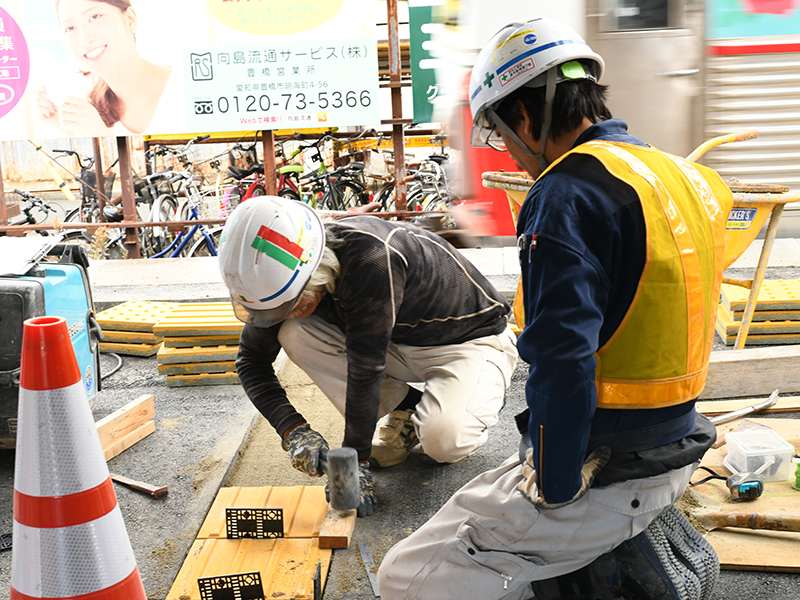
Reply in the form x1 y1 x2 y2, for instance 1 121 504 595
57 0 137 77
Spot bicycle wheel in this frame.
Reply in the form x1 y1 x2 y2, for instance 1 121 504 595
278 188 302 202
320 180 365 211
336 180 369 209
377 181 396 211
188 227 223 257
244 182 267 199
145 194 178 256
61 229 127 260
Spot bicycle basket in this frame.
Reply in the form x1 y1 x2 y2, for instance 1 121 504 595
132 173 153 203
103 172 116 200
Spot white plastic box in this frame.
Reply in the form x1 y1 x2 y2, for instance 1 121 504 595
725 428 796 482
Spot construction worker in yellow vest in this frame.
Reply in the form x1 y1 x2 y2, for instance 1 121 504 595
378 16 733 600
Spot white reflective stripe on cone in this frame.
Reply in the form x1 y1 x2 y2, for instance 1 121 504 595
15 381 108 497
10 505 138 598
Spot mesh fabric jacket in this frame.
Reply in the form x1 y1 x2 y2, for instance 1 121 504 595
236 217 511 460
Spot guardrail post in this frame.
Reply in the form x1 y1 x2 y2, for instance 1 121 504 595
261 130 278 196
116 136 141 259
387 0 407 212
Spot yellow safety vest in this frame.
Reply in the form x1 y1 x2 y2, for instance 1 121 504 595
540 141 733 409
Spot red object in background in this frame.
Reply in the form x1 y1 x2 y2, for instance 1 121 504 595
740 0 798 14
457 102 519 237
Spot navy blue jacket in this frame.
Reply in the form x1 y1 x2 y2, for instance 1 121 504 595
516 120 699 504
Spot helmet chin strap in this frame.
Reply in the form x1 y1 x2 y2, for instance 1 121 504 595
487 68 557 172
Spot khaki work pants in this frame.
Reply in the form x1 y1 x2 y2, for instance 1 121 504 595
376 454 696 600
278 315 519 463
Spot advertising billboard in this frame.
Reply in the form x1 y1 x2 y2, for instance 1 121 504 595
0 0 380 142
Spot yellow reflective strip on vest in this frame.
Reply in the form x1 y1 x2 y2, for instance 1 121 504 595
596 364 709 409
587 142 706 374
664 153 730 364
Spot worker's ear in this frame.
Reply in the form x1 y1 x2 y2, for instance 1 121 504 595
515 100 537 144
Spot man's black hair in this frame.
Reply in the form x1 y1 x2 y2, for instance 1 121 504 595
493 63 613 143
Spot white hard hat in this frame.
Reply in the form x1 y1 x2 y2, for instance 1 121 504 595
469 17 604 167
218 196 325 328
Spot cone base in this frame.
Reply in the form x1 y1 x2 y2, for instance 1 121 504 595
10 566 146 600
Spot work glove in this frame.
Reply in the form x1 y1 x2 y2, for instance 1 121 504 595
282 423 329 477
518 445 611 510
326 461 377 518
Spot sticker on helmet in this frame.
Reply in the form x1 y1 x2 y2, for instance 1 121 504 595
252 225 306 270
499 58 535 86
524 34 537 45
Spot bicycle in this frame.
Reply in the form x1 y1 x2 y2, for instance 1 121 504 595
2 189 64 237
292 130 370 210
52 148 118 224
148 170 221 258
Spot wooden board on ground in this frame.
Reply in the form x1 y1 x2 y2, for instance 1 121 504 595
158 360 236 376
166 372 240 387
95 394 155 460
198 486 330 540
687 417 800 572
96 300 179 332
721 280 800 313
99 341 162 357
696 396 800 417
157 344 239 364
166 538 331 600
100 329 163 344
701 345 800 398
153 302 243 337
163 334 241 348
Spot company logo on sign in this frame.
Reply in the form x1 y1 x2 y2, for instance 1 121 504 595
190 53 214 81
195 100 214 115
84 365 93 396
726 207 757 229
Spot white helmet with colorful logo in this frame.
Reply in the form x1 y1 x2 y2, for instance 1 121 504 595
469 17 604 168
218 196 326 328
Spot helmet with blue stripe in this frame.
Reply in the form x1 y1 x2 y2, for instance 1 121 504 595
469 18 604 169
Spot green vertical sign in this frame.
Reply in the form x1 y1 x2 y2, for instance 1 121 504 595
408 2 438 124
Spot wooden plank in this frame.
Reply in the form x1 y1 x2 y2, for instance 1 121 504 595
700 345 800 399
102 421 156 461
99 341 162 357
697 395 800 417
163 334 240 348
96 300 179 332
101 329 164 344
687 417 800 572
318 507 358 549
166 538 331 600
157 344 239 364
709 529 800 572
165 372 240 387
157 360 236 375
198 486 329 539
95 395 155 449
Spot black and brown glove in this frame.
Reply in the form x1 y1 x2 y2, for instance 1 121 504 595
518 445 611 510
282 423 329 477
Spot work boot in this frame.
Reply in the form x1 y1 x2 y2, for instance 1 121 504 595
531 505 719 600
370 409 419 467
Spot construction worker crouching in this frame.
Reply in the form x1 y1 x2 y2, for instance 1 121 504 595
217 197 518 517
377 17 732 599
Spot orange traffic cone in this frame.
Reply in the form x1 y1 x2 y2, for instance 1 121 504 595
10 316 146 600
